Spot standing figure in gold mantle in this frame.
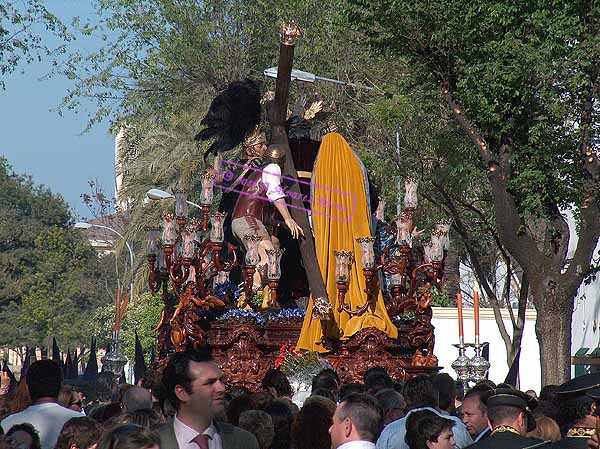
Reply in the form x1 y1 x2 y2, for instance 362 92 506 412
297 133 397 352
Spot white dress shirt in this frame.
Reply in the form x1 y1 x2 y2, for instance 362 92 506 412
376 407 472 449
0 403 82 449
338 441 377 449
173 415 223 449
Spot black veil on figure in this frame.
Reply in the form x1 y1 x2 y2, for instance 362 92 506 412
196 81 334 308
195 79 264 286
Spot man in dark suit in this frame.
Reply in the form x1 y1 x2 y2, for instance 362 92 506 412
466 388 550 449
551 373 600 449
462 384 494 443
156 349 258 449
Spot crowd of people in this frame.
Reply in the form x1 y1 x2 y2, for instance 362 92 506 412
0 348 599 449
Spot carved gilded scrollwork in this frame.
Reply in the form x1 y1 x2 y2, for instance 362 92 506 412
210 324 269 391
169 316 440 390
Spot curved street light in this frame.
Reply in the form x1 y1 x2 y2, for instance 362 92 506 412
74 221 134 382
263 66 373 91
74 222 135 304
146 188 203 210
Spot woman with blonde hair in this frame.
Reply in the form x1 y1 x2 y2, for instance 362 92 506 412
527 415 561 442
58 385 83 413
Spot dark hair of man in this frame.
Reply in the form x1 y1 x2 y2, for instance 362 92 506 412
475 379 496 389
556 395 594 430
311 388 337 403
55 417 103 449
118 409 163 428
402 376 438 410
239 410 274 449
6 423 41 449
432 374 457 412
96 424 160 449
161 348 214 411
487 405 522 427
363 367 388 384
226 395 257 426
264 400 294 449
250 391 275 411
312 369 340 391
338 393 384 443
262 369 293 398
539 385 559 404
374 388 405 417
26 360 63 401
533 400 558 421
340 383 367 402
468 383 494 395
463 384 493 413
365 373 393 394
405 410 454 449
291 399 334 449
122 387 153 413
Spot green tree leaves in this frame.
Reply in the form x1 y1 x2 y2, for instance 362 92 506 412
0 0 70 89
0 158 115 348
91 292 163 364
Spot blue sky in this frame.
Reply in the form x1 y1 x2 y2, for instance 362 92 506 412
0 1 114 219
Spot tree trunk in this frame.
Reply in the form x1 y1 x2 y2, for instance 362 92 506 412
531 277 574 385
443 244 460 303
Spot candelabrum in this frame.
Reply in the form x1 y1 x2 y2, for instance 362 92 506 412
452 341 491 384
335 178 450 320
101 330 128 383
146 172 285 318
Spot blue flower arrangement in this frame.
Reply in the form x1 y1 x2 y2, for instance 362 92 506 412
266 308 306 322
213 280 242 302
215 308 306 326
217 309 267 326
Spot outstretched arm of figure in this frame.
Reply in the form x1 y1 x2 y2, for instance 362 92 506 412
273 198 304 239
170 298 187 324
153 308 168 332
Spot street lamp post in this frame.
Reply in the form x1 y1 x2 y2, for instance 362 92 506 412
74 221 134 381
263 67 374 91
146 188 203 210
74 222 135 305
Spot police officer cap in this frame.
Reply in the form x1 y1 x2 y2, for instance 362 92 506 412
557 373 600 398
482 388 537 413
587 387 600 400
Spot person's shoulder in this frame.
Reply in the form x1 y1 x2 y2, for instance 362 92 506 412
218 421 252 437
155 421 178 449
62 406 84 417
155 420 175 436
547 438 587 449
0 410 23 429
383 415 407 432
217 422 259 446
45 404 82 419
376 418 408 449
483 432 549 449
521 436 549 446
